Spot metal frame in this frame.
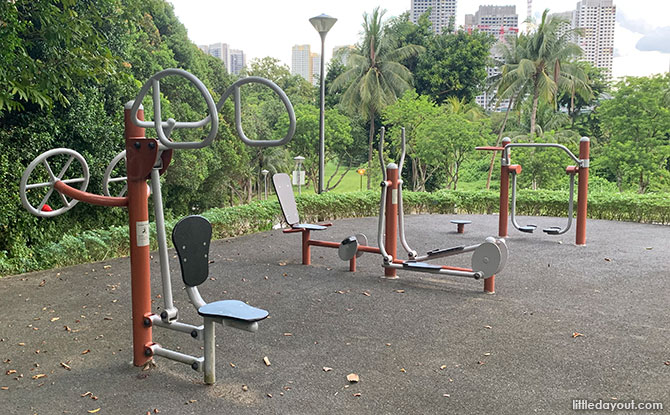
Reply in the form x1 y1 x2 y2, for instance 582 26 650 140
19 68 296 384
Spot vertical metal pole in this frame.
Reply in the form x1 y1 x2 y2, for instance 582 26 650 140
384 164 399 278
203 317 216 385
484 276 495 294
499 138 511 238
576 137 590 246
124 103 152 367
302 230 311 265
150 168 176 320
318 33 326 194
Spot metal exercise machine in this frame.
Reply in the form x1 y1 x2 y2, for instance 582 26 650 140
477 136 590 245
275 127 508 293
19 68 296 384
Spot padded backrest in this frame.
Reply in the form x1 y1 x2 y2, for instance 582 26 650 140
272 173 299 226
172 215 212 287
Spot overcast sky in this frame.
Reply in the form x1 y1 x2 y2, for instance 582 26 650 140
168 0 670 80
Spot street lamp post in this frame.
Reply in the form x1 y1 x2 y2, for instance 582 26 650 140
357 168 366 191
309 13 337 195
261 169 269 200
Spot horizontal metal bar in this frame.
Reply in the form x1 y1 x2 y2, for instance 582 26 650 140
414 244 479 262
150 344 203 371
384 262 481 279
149 314 203 337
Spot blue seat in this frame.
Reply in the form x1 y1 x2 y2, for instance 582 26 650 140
198 299 268 322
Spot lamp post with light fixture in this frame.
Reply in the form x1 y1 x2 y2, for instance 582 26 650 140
309 13 337 194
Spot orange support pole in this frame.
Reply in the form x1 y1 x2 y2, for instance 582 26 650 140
499 138 511 238
484 276 495 294
384 164 399 278
124 102 156 367
302 230 311 265
576 137 590 246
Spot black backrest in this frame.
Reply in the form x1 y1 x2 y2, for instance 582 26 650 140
272 173 299 226
172 215 212 287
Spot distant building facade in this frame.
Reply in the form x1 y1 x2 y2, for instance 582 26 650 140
332 45 355 66
198 42 246 75
292 44 312 83
573 0 616 77
410 0 457 34
310 53 321 86
464 5 519 111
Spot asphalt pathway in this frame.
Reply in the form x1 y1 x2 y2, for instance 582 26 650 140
1 214 668 414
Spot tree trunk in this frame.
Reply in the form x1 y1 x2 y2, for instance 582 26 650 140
367 113 375 190
530 86 540 140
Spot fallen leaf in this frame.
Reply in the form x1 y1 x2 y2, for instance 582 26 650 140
50 317 60 322
664 361 669 366
283 333 292 336
31 374 46 379
6 370 17 375
443 394 450 397
353 393 361 397
483 353 491 356
477 361 485 365
87 409 100 414
103 317 113 321
572 332 584 338
266 393 273 398
440 365 447 370
60 362 71 371
242 385 248 391
646 247 653 250
103 265 111 269
400 368 406 373
229 362 236 368
323 367 333 372
39 280 46 287
153 409 160 413
82 349 91 354
263 356 271 366
278 262 286 266
394 289 405 293
1 387 8 390
81 392 92 397
18 343 25 346
346 373 359 383
362 291 370 297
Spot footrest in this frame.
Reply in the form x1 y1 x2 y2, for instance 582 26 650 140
519 225 537 233
294 223 328 231
543 227 561 235
198 300 269 322
402 261 442 270
426 246 465 257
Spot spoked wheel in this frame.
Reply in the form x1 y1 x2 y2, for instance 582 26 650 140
103 150 128 197
19 148 90 217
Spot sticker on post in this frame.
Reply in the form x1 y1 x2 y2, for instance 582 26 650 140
392 189 398 205
136 220 150 247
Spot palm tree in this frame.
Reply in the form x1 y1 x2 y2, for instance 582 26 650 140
332 7 423 189
497 9 583 137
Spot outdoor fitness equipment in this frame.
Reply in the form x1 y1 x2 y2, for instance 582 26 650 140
275 127 508 293
19 68 296 384
477 136 590 245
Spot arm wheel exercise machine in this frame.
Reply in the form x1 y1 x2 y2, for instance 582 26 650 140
19 68 296 384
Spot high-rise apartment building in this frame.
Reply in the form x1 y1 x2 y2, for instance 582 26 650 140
291 45 312 83
464 5 518 39
332 45 355 66
310 53 321 86
198 42 246 75
464 5 519 111
573 0 616 77
410 0 457 34
229 49 246 75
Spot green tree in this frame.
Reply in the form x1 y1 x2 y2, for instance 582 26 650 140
332 7 423 189
595 74 670 193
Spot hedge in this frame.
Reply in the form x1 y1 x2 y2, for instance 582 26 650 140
2 189 669 276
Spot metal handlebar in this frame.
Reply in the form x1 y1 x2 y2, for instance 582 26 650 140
130 68 219 150
378 127 387 182
503 143 582 167
130 69 296 150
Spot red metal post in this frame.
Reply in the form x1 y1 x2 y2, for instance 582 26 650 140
576 137 590 246
302 230 311 265
384 165 399 278
499 138 511 238
124 103 155 367
349 256 356 272
484 276 495 294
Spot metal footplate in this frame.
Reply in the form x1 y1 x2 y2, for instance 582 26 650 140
543 226 561 235
402 261 443 270
426 246 465 257
519 225 537 233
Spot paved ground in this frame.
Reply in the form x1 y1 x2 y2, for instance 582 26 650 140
1 214 669 414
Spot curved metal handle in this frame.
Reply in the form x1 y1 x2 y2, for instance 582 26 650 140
216 76 296 147
398 127 406 172
130 68 219 150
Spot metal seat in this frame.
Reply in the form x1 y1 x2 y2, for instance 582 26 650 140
272 173 327 231
172 215 267 384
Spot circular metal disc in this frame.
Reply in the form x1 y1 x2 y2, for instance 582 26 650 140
354 233 368 258
471 241 502 278
496 239 508 274
338 236 359 261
